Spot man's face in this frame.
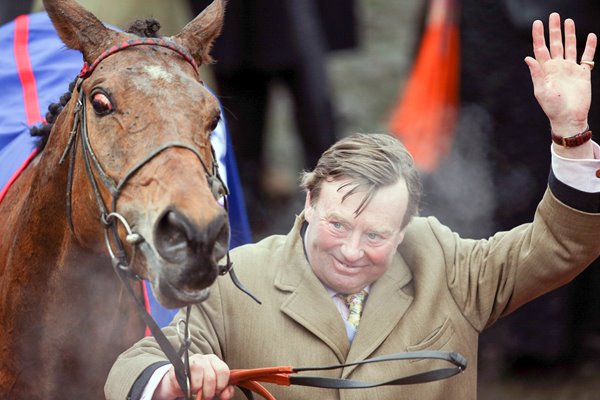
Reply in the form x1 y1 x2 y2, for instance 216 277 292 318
304 177 409 294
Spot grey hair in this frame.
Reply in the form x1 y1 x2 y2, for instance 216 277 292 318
300 133 422 228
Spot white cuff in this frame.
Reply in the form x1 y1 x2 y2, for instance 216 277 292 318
140 364 172 400
551 141 600 193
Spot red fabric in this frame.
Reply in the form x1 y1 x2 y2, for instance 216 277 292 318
142 280 152 337
0 15 41 206
14 15 42 126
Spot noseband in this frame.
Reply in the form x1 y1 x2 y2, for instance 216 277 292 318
57 37 258 400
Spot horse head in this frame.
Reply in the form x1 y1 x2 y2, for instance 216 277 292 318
43 0 229 308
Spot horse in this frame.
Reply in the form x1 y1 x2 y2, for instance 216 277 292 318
0 0 230 397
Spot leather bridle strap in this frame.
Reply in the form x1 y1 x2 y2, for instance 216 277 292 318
225 350 467 400
79 37 199 78
111 257 194 398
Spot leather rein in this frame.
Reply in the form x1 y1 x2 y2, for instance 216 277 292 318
226 350 466 400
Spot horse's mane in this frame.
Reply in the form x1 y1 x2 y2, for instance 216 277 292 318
30 19 162 151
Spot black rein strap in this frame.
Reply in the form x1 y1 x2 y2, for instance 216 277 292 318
290 350 467 389
230 350 467 400
112 260 194 398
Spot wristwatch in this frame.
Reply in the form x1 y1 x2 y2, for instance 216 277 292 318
551 127 592 147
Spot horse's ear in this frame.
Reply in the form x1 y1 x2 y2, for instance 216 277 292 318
173 0 225 65
43 0 121 63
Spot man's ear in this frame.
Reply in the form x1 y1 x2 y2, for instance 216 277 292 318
304 191 314 218
396 227 407 246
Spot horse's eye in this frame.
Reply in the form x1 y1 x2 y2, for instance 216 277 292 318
90 91 114 115
209 115 221 132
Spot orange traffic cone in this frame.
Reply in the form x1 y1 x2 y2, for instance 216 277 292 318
388 0 460 172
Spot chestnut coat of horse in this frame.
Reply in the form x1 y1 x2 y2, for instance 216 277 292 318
0 0 230 397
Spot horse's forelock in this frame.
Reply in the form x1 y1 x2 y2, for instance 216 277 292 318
126 18 162 38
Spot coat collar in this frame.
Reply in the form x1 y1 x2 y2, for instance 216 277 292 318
274 213 414 369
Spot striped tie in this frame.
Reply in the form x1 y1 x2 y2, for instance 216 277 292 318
343 290 368 330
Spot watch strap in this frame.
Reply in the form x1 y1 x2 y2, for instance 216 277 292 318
551 127 592 147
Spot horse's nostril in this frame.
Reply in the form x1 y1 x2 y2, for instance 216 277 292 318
213 216 230 260
155 210 190 263
154 209 229 264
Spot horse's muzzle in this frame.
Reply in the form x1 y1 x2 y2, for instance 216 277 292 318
153 208 229 292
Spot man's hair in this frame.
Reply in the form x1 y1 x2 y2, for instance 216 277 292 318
300 133 422 228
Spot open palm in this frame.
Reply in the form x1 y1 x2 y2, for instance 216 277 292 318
525 13 597 133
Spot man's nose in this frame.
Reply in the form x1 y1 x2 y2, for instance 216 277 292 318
340 235 364 262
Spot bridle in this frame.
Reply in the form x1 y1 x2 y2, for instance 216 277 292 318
58 37 227 268
57 36 258 399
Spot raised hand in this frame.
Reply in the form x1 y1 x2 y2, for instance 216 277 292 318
525 12 597 154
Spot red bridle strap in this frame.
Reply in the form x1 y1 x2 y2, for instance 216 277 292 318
79 37 199 78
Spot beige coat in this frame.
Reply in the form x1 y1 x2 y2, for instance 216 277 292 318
105 189 600 399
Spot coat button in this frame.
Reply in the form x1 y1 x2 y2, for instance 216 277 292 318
596 169 600 178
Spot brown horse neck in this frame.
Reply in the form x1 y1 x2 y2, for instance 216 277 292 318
0 238 145 398
0 99 145 398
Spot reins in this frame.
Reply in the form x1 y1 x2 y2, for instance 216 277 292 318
225 350 467 400
57 37 259 400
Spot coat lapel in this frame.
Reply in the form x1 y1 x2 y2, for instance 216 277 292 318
275 215 350 362
343 251 413 377
280 275 351 362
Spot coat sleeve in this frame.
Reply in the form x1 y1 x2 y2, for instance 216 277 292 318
435 188 600 331
104 279 228 399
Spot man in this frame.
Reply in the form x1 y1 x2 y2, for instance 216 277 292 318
105 13 600 399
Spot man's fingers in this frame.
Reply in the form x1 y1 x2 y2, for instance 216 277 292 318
213 358 231 392
201 368 218 400
525 56 543 83
204 356 230 400
189 361 205 395
219 385 236 400
188 356 211 399
549 12 564 59
532 20 550 63
581 33 598 64
188 354 231 400
564 19 577 61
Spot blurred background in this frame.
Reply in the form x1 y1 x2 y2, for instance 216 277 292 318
3 0 600 397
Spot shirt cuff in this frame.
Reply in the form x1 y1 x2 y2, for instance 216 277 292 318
128 362 170 400
551 141 600 193
140 364 172 400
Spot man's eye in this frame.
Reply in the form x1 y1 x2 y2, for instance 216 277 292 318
367 232 381 241
331 222 343 230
